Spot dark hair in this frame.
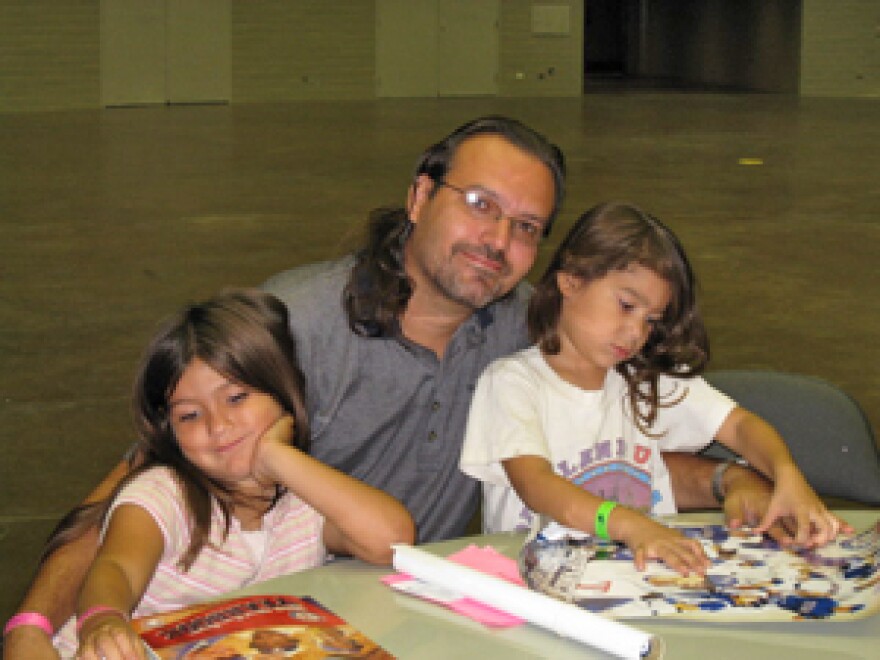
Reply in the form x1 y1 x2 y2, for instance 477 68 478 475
42 289 309 568
528 203 709 432
344 115 566 337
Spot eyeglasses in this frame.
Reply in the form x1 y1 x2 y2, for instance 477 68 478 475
436 180 547 246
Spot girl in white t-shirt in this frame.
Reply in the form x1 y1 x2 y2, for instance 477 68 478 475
461 202 844 575
47 290 413 659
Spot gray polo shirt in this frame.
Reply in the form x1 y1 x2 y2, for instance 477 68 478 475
262 257 531 542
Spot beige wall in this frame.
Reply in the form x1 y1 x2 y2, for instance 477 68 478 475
0 0 100 112
1 0 877 112
801 0 879 97
232 0 375 102
499 1 584 96
1 0 584 111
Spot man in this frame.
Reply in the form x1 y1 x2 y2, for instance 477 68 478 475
261 116 775 543
5 116 775 658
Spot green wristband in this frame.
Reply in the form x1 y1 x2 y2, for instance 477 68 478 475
595 500 618 540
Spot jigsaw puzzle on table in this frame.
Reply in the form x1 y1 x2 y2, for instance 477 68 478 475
519 518 880 621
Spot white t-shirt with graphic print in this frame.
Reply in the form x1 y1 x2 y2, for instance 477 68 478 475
460 346 736 533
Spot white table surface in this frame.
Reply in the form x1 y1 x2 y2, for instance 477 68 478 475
230 510 880 659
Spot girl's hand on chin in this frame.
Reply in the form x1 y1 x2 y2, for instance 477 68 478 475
252 415 296 485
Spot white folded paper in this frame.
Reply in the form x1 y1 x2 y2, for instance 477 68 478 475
392 544 662 660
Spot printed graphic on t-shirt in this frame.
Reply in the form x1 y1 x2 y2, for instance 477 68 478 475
515 437 659 530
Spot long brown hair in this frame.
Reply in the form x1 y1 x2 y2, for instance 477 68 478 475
528 203 709 433
343 115 566 337
42 289 309 569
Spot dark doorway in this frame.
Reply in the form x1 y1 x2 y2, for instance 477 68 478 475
584 0 627 79
584 0 646 87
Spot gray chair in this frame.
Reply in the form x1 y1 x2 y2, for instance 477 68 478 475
701 370 880 506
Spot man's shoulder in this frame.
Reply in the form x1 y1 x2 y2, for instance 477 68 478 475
261 256 354 308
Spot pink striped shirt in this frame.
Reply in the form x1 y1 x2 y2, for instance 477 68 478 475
55 466 326 656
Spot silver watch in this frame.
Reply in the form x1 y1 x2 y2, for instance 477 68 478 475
711 458 748 503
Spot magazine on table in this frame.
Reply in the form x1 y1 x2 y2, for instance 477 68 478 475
520 517 880 621
132 593 394 659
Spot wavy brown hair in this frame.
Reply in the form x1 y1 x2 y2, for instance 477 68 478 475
528 203 709 433
343 115 566 337
42 289 309 569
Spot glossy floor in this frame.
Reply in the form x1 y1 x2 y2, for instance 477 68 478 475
1 93 878 623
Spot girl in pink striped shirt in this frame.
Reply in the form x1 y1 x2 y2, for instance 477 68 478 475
47 289 414 659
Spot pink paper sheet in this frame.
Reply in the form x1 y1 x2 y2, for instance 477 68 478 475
382 544 526 628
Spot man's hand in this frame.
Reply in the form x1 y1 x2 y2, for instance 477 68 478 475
722 462 776 531
722 462 852 546
663 452 842 547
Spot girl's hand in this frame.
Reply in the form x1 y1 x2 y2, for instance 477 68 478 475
755 465 851 548
77 612 146 660
616 512 711 576
251 414 297 486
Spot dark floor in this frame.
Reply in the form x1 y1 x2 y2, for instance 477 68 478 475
1 93 878 623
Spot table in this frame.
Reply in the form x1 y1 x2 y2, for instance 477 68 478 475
230 511 879 659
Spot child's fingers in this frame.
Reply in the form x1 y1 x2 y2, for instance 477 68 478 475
753 502 787 537
80 622 146 660
805 509 847 547
834 513 854 534
641 539 709 576
251 415 297 484
758 517 796 546
791 509 814 547
762 507 837 549
633 547 647 572
667 541 710 576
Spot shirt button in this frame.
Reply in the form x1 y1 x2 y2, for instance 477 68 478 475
428 431 437 442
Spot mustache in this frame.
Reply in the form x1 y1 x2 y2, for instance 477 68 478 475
453 243 510 275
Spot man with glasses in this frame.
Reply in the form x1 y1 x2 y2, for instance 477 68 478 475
5 116 774 659
261 116 773 543
262 117 564 544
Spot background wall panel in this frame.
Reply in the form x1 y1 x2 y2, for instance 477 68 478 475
376 0 438 97
0 0 99 112
801 0 879 97
498 1 584 96
232 0 375 102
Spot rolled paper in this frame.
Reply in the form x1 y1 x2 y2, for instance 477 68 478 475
392 544 662 660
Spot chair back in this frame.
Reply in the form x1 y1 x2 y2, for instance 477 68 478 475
702 370 880 505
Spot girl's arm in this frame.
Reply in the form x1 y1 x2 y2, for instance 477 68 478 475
76 505 164 660
254 417 415 565
4 459 133 660
714 407 850 547
503 455 710 575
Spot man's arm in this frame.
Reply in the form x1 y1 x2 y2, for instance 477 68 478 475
663 451 758 509
3 460 131 660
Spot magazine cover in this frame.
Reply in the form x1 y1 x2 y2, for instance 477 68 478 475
132 594 395 659
520 518 880 622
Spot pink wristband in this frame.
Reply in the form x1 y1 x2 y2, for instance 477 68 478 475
4 612 54 637
76 605 129 634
